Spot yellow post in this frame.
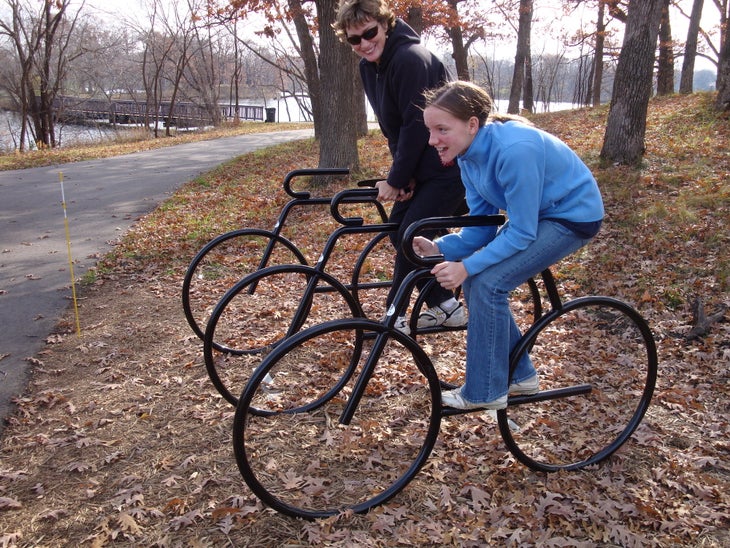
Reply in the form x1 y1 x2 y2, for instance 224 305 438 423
59 172 81 336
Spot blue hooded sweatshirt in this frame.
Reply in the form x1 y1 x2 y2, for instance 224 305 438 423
435 121 604 276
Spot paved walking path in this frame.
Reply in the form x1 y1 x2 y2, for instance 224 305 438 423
0 129 314 430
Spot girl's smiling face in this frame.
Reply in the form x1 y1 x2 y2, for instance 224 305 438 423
423 105 480 165
345 19 388 63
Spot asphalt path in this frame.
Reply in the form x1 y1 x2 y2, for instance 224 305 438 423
0 128 314 430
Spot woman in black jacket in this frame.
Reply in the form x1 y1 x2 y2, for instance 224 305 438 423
334 0 467 334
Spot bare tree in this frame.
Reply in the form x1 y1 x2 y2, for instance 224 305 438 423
140 10 174 137
715 0 730 110
446 0 470 80
158 0 199 136
561 0 627 107
184 4 224 126
227 16 242 119
0 0 39 150
64 22 126 100
211 0 360 173
656 0 674 95
591 0 607 105
0 0 83 150
533 52 567 110
508 0 533 114
600 0 664 165
679 0 704 93
83 26 147 105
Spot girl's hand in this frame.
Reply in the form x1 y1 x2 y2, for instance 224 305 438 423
413 236 439 257
431 261 468 291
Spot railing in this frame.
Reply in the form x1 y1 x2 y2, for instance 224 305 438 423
52 96 265 126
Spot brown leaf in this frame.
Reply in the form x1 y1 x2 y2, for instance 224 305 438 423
0 497 22 510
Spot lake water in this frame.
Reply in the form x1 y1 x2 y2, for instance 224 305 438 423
0 97 310 151
1 96 578 152
263 96 578 122
0 110 142 152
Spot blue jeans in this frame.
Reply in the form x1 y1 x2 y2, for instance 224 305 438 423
460 220 592 404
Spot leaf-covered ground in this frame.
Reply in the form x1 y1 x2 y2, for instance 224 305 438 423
0 93 728 546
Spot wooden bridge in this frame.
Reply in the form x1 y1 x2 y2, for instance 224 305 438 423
53 96 267 127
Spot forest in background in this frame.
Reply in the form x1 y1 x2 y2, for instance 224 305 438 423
0 0 726 159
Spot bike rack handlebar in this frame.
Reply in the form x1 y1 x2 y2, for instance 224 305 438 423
356 178 385 188
401 214 506 267
330 187 388 226
282 168 350 199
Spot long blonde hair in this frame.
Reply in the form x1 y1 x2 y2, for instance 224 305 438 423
423 81 533 126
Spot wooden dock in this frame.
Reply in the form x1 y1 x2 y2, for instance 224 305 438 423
53 96 266 126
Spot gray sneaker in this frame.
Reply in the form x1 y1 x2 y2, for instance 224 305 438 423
417 302 467 329
508 374 539 395
393 316 410 336
441 387 507 410
382 312 411 335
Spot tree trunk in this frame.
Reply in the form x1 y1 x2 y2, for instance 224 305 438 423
656 0 674 96
405 5 424 35
573 54 592 106
447 0 469 80
315 0 359 175
600 0 663 165
167 56 187 138
508 0 533 114
353 58 368 138
591 0 606 106
715 2 730 110
30 0 69 148
679 0 704 94
289 0 323 139
523 49 534 113
448 25 469 80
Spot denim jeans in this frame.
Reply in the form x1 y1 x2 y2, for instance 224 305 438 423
460 220 592 404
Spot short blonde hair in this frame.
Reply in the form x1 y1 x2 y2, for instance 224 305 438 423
332 0 396 42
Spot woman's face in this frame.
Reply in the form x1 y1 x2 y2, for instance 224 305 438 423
423 105 479 165
345 18 388 63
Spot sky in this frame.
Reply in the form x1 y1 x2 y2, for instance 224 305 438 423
79 0 718 73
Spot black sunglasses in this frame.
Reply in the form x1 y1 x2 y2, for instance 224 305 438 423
346 25 379 46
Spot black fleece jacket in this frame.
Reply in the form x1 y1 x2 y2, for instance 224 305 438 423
359 19 460 189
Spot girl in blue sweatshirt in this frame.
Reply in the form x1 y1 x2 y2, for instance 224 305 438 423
415 80 605 410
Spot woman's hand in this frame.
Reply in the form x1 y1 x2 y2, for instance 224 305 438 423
376 179 415 202
375 180 400 201
431 261 468 291
413 236 439 257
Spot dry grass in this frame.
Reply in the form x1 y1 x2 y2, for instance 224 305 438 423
0 94 728 546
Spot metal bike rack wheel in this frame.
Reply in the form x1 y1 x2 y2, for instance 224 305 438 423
203 265 363 406
182 228 306 343
232 318 442 519
498 296 658 472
